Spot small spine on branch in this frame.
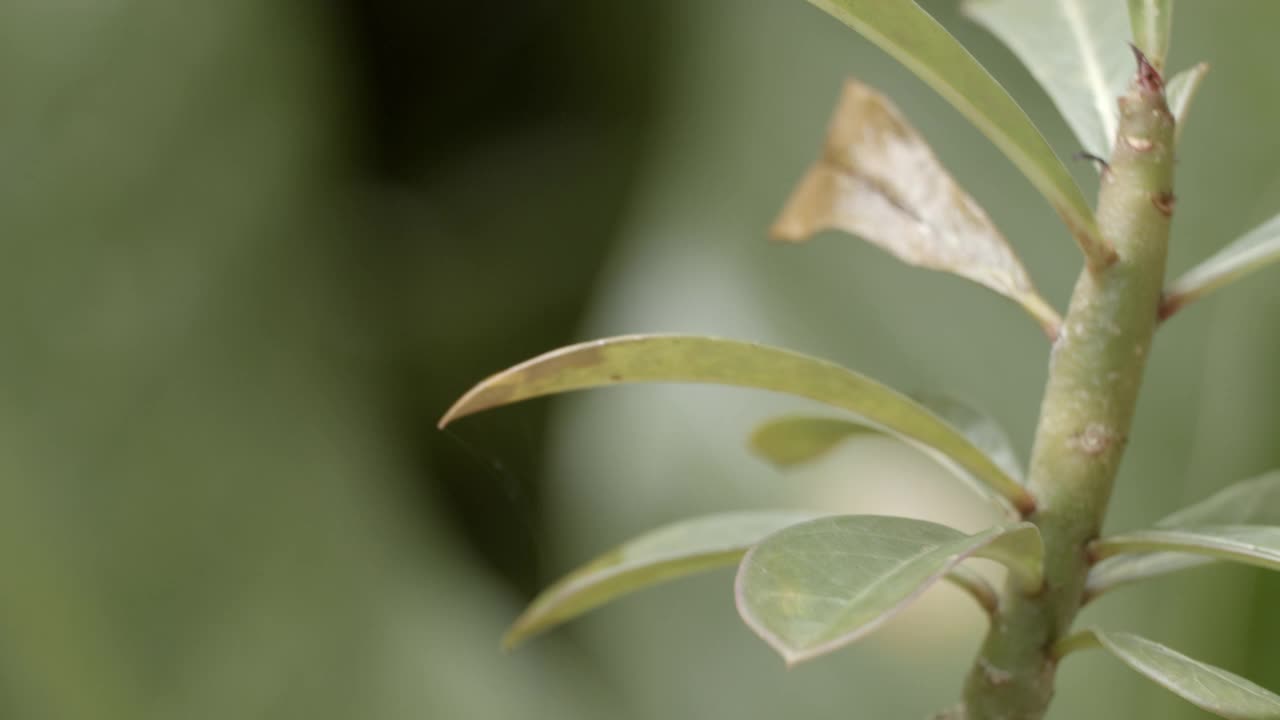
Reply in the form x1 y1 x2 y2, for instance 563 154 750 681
1130 44 1164 94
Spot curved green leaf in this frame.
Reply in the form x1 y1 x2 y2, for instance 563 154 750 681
750 394 1024 482
771 80 1061 336
1087 471 1280 598
734 515 1042 665
1166 63 1211 144
1162 213 1280 320
440 335 1035 513
805 0 1108 268
1128 0 1173 71
1060 629 1280 719
964 0 1132 157
1093 525 1280 576
503 512 815 650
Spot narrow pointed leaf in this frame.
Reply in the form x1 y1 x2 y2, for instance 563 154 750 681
805 0 1107 268
1162 213 1280 320
1166 63 1211 144
503 512 814 650
772 80 1061 336
440 335 1035 513
1128 0 1173 71
750 394 1024 482
734 515 1042 665
1065 629 1280 719
1093 525 1280 576
1087 471 1280 597
964 0 1132 156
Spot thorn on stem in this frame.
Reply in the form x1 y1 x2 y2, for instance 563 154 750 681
1151 191 1176 216
1130 44 1164 93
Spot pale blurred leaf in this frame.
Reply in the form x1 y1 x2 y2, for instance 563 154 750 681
734 516 1041 664
772 80 1060 336
964 0 1131 156
749 415 876 468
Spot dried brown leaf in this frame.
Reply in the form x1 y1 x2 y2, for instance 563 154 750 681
772 80 1060 337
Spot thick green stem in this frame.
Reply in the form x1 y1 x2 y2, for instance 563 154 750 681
959 57 1176 720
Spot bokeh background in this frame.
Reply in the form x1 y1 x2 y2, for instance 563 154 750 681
3 1 1279 718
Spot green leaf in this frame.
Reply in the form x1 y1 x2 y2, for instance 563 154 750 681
749 415 875 468
964 0 1132 157
440 335 1035 513
750 393 1024 482
734 515 1042 665
805 0 1109 268
771 80 1061 336
1060 629 1280 719
503 512 815 650
1162 213 1280 320
1087 471 1280 597
1093 525 1280 575
1128 0 1174 71
1166 62 1211 144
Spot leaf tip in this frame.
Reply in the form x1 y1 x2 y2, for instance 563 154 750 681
437 394 473 429
500 614 539 653
438 374 513 428
498 632 520 654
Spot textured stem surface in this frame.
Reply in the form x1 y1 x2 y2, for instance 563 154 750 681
960 55 1176 719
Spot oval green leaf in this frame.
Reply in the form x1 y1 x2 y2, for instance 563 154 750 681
1128 0 1173 71
503 511 814 650
440 335 1035 513
1166 62 1211 144
1062 629 1280 719
805 0 1108 268
1093 525 1280 576
1087 471 1280 598
1162 212 1280 320
771 80 1061 336
734 515 1042 665
750 394 1024 482
964 0 1132 157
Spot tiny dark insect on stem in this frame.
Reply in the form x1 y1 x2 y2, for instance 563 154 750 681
1072 151 1110 174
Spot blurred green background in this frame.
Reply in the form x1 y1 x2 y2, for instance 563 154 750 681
3 1 1278 718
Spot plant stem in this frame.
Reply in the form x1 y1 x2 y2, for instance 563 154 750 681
959 53 1176 720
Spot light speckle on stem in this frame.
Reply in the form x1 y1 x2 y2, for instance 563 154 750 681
1124 135 1154 152
1076 423 1116 456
